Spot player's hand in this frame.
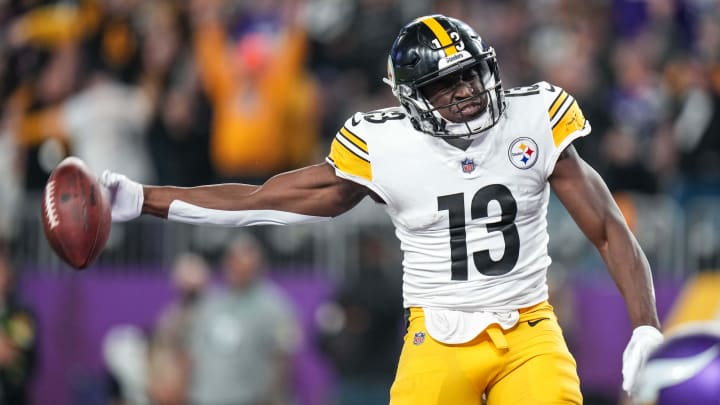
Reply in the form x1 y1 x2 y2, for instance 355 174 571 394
622 325 663 396
100 170 144 222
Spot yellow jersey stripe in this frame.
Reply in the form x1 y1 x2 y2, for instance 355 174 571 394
552 100 586 147
329 138 372 181
339 126 368 154
420 17 457 56
548 90 569 121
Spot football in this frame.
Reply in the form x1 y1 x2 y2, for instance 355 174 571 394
41 157 111 270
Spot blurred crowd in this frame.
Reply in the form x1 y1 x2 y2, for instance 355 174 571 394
1 1 719 403
0 251 37 405
0 0 719 247
103 233 301 405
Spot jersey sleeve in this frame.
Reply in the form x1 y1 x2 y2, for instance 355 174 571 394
541 82 592 175
326 113 373 183
325 111 398 206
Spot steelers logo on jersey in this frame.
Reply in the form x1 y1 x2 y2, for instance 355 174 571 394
508 137 539 169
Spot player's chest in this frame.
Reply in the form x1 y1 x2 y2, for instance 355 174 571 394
375 135 546 211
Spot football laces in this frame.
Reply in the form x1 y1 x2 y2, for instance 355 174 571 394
44 180 60 230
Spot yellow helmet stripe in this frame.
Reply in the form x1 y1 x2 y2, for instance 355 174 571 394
420 16 457 56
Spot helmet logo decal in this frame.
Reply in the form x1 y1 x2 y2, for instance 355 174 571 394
508 138 539 169
438 50 471 70
461 158 476 173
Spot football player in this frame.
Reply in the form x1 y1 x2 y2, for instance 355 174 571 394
101 15 663 404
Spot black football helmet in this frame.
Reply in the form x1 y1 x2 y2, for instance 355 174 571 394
384 15 505 138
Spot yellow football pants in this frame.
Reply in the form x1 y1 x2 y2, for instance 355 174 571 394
389 301 582 405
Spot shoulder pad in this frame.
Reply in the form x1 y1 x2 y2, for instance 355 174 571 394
354 108 408 127
327 113 373 181
539 82 590 147
503 81 554 98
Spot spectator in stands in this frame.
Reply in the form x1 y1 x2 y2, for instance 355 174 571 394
189 0 319 182
0 252 37 405
142 1 214 187
4 45 80 191
147 252 210 405
3 0 153 188
674 60 720 198
187 233 300 405
600 125 659 194
5 0 160 188
306 0 404 144
12 47 156 185
102 324 149 405
316 231 403 405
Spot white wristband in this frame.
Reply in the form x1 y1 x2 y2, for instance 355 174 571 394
167 200 328 227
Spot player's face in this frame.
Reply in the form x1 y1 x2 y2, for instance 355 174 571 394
421 67 488 123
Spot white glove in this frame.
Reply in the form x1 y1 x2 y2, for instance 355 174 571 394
100 170 144 222
622 325 664 396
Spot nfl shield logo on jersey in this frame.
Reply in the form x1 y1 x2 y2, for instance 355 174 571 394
461 158 476 173
413 331 426 345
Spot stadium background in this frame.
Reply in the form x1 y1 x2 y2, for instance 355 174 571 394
1 0 719 404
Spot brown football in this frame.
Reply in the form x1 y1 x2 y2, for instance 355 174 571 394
41 157 111 270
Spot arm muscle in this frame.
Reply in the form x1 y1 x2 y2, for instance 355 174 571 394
143 163 368 219
549 146 659 329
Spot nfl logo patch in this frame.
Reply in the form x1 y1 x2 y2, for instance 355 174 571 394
413 331 426 345
461 158 476 173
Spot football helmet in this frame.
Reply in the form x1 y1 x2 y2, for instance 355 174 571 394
634 322 720 405
384 15 505 139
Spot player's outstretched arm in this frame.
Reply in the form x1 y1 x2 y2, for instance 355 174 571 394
102 162 369 225
549 145 663 395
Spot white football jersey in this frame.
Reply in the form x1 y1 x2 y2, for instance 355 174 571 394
326 81 590 313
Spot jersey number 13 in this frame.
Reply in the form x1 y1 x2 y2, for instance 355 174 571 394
437 184 520 280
